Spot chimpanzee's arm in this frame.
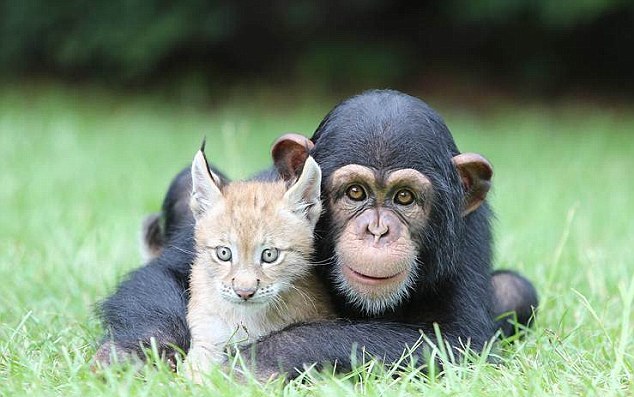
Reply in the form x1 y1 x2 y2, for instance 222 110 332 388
242 320 479 379
95 230 194 366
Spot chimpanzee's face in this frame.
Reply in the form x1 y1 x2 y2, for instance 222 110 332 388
325 164 434 314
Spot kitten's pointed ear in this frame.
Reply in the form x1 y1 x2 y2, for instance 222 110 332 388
283 156 322 226
190 146 224 220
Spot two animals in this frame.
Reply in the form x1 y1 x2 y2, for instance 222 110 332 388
95 89 538 380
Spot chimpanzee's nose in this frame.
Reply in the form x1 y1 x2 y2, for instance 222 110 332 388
368 221 389 241
356 209 402 246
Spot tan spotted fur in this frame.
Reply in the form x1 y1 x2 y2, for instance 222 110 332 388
182 152 332 382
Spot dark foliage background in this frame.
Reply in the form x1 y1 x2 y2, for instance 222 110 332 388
1 0 632 95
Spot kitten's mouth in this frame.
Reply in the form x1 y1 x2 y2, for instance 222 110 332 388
343 265 406 286
223 296 268 305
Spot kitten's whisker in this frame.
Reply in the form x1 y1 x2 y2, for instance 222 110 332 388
289 284 318 313
169 245 196 256
276 291 291 313
310 255 336 266
271 294 288 315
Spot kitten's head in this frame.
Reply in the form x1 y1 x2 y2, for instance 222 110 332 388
190 146 322 307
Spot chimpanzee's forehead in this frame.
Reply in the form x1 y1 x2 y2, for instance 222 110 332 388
314 132 446 175
311 90 459 175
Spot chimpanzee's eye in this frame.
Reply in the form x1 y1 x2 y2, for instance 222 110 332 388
216 246 232 261
394 189 415 206
261 248 279 263
346 184 367 201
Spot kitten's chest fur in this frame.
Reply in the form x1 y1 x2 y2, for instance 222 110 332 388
188 267 331 346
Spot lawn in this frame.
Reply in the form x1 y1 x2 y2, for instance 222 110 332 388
1 84 632 396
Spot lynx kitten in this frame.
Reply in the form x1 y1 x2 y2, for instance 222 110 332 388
182 146 332 382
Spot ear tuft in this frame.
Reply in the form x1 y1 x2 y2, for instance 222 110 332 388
452 153 493 216
190 146 224 219
272 133 315 182
283 156 322 226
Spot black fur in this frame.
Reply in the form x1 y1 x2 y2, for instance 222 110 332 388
96 89 538 376
491 270 539 336
98 226 193 363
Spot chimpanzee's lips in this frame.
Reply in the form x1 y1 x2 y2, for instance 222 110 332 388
343 265 406 286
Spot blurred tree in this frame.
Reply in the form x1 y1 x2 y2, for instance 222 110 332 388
0 0 632 93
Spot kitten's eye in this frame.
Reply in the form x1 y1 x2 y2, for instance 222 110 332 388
261 248 279 264
346 184 367 201
394 189 415 206
216 246 232 262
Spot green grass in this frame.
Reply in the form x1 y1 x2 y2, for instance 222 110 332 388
1 84 633 396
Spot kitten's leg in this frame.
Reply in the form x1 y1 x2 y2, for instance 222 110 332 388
182 344 222 384
181 314 230 384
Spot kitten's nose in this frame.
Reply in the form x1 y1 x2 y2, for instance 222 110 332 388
233 287 257 300
231 278 259 301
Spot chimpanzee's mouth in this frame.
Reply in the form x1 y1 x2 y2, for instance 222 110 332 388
343 265 406 286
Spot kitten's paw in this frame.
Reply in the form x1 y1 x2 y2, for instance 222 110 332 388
181 359 208 384
181 347 217 384
181 364 205 384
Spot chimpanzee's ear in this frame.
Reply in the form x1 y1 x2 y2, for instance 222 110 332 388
452 153 493 216
190 141 224 220
271 133 315 182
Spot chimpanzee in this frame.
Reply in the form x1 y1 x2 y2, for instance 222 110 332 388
95 89 538 377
